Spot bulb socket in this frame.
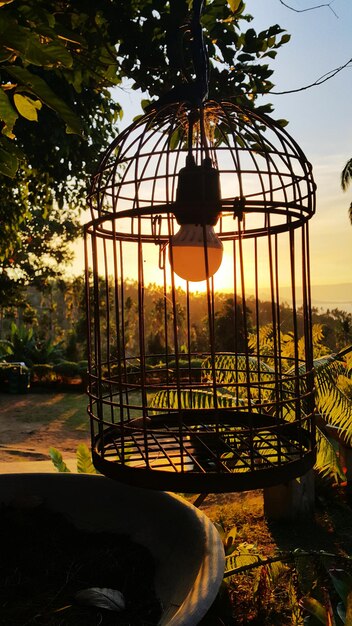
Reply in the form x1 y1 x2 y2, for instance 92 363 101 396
173 157 222 226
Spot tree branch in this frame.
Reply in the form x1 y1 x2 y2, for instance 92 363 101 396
271 56 352 95
279 0 338 18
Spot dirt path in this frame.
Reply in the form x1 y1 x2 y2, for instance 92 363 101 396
0 392 89 463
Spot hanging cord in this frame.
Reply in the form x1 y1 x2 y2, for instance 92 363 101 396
145 0 209 110
190 0 209 102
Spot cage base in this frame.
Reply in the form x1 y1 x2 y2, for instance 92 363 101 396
92 410 315 492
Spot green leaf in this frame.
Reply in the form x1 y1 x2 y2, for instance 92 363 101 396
17 4 55 29
0 46 14 62
0 144 18 177
0 13 73 68
336 601 345 623
0 339 13 356
228 0 242 12
267 560 289 582
264 50 277 59
236 53 254 63
76 443 96 474
13 93 42 121
169 126 183 151
225 526 238 554
141 99 151 111
5 65 83 135
329 569 352 605
299 596 327 624
0 88 17 136
49 446 71 473
214 521 226 542
280 34 291 44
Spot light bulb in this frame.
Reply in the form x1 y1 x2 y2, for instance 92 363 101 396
169 223 223 282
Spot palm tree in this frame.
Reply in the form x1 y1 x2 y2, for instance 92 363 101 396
341 157 352 224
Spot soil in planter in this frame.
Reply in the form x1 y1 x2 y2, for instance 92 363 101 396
0 503 162 625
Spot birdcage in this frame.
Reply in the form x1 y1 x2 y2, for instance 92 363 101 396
85 99 316 492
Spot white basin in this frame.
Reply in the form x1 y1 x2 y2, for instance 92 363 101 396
0 473 225 625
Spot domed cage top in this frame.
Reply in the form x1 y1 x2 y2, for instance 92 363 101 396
85 100 316 493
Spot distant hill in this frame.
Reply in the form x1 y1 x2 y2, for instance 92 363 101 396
311 283 352 313
258 283 352 314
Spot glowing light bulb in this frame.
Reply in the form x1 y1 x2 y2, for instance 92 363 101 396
168 155 223 281
169 223 223 282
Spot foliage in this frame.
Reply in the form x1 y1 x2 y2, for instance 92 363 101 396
341 157 352 225
0 0 124 281
214 297 253 353
202 353 276 402
49 443 96 474
0 0 122 177
300 559 352 625
0 321 35 364
248 322 329 364
2 277 350 355
0 360 30 389
118 0 290 113
314 351 352 445
31 363 56 383
31 361 87 387
78 360 88 375
213 520 303 624
150 333 352 482
248 322 352 479
53 360 80 379
0 0 291 294
49 446 71 473
213 510 352 626
0 0 123 285
0 322 63 366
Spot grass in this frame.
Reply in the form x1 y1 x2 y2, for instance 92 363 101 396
0 391 90 463
0 391 89 428
196 482 352 625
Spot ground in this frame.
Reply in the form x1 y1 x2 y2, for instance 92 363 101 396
3 391 352 623
0 391 89 463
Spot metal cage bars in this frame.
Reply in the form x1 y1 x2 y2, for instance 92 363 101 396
85 100 316 492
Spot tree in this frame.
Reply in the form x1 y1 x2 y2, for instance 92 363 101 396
0 0 125 291
341 157 352 224
214 297 253 352
0 0 290 300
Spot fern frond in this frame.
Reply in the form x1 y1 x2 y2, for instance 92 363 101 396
316 383 352 445
201 354 276 401
315 429 345 483
76 443 96 474
248 324 274 353
149 387 241 411
49 447 71 473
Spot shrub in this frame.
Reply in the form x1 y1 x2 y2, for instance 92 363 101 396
0 362 30 393
53 361 80 379
31 364 56 384
78 360 88 375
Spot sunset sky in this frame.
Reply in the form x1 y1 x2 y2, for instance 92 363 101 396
74 0 352 296
247 0 352 289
